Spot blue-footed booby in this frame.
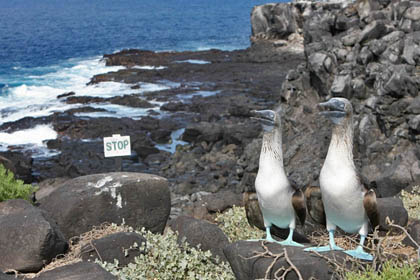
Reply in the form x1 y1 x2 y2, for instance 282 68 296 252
251 107 306 247
304 97 379 261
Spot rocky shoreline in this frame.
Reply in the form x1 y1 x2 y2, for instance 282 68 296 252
1 0 420 278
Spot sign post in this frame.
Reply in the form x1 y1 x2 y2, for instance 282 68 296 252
103 134 131 171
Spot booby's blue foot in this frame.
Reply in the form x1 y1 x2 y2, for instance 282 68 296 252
344 246 373 261
279 239 304 247
304 244 344 252
278 229 304 247
304 229 344 252
344 235 373 261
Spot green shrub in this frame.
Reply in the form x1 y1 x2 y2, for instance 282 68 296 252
0 164 37 202
100 228 235 280
346 261 419 280
215 205 264 242
401 185 420 220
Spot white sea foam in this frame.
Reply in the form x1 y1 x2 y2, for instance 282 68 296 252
131 65 167 70
0 57 182 155
0 124 59 157
75 103 161 119
155 128 188 153
174 59 211 64
0 124 57 146
178 90 220 100
0 58 172 126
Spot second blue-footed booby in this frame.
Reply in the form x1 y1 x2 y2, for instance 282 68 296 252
251 107 306 247
304 97 379 261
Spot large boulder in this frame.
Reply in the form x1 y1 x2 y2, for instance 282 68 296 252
33 262 116 280
81 232 146 266
0 199 67 273
170 215 230 262
224 241 347 280
0 273 22 280
402 219 420 249
376 197 409 231
38 172 170 239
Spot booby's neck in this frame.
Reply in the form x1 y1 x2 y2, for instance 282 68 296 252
325 117 355 170
260 124 284 167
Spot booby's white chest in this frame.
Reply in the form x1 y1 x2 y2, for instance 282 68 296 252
255 157 294 228
320 151 366 233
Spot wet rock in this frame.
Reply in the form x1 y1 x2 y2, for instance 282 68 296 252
38 172 171 239
33 262 116 280
170 215 230 262
81 232 146 266
224 241 347 280
57 91 75 99
108 95 154 108
0 199 68 273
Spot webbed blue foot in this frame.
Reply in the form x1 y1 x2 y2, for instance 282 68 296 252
344 235 373 261
304 229 343 252
278 229 304 247
304 244 344 252
279 239 304 247
344 246 373 261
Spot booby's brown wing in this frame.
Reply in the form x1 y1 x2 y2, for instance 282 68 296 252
363 189 379 230
291 187 306 226
304 185 326 226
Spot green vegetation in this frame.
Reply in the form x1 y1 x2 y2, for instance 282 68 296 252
0 164 37 202
346 261 419 280
401 185 420 220
215 205 264 242
101 228 235 280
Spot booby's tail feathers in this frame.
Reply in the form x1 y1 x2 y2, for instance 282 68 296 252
363 189 379 230
304 185 326 226
292 189 306 226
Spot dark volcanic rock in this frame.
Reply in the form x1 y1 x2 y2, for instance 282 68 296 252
0 151 33 183
38 172 170 239
224 241 347 280
57 91 75 99
402 219 420 249
376 197 409 231
81 232 146 266
33 262 116 280
197 190 243 213
0 272 21 280
0 199 68 273
170 215 230 263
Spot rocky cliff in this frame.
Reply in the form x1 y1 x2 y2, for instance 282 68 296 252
250 0 420 197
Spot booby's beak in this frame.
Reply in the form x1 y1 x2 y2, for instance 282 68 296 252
250 109 276 132
318 99 346 125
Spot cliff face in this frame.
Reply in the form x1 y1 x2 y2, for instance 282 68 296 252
250 0 420 197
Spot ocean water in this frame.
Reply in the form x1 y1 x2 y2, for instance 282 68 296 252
0 0 286 154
